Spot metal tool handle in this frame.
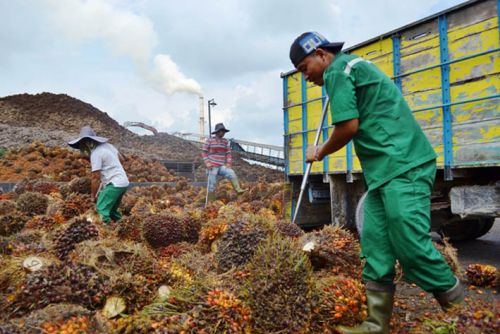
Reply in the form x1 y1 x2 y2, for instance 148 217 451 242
292 96 330 224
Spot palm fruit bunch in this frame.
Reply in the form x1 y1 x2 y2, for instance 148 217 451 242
274 220 304 238
142 213 186 248
41 315 91 334
111 315 156 334
214 220 267 273
10 230 47 255
466 264 498 287
13 178 38 195
312 276 367 331
31 180 60 195
159 259 194 287
131 197 154 217
60 177 91 198
171 249 217 279
241 235 315 333
120 193 139 215
16 191 48 215
110 273 158 312
433 240 461 276
202 202 222 221
299 224 361 277
0 236 14 255
182 212 202 243
198 220 228 253
216 203 245 220
53 218 99 260
116 214 143 242
0 214 29 237
60 193 93 219
24 216 58 231
157 242 196 259
73 237 157 277
9 263 109 316
165 288 251 334
0 200 17 215
0 323 25 334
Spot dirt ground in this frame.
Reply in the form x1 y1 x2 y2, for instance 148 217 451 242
455 219 500 270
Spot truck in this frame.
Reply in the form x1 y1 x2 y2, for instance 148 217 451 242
281 0 499 241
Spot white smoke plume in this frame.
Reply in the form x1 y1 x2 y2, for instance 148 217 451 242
153 55 203 96
43 0 203 96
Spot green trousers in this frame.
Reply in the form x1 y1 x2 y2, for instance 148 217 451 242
96 183 128 223
361 160 456 292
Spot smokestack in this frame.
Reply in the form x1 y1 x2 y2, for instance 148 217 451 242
199 96 205 141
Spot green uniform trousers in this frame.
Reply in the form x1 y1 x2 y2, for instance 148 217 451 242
361 160 456 292
96 183 128 223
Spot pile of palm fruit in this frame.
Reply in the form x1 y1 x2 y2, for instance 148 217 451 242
0 154 498 333
0 142 179 182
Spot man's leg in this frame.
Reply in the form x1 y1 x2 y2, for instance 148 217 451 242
337 189 396 334
382 160 462 308
207 167 219 202
109 186 128 221
96 184 117 223
219 166 245 194
361 188 397 284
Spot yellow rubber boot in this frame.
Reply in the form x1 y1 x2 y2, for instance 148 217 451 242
230 178 246 195
336 284 394 334
433 276 465 310
207 192 217 202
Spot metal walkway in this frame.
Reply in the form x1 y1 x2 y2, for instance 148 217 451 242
172 132 285 168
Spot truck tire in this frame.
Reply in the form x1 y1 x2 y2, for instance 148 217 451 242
440 216 495 242
355 192 368 236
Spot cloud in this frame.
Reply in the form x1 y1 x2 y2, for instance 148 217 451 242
42 0 203 96
1 0 467 147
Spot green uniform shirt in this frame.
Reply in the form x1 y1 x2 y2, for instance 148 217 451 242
324 52 436 190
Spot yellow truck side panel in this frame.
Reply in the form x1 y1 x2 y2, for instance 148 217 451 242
283 0 499 176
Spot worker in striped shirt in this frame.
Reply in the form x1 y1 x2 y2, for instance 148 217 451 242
202 123 245 202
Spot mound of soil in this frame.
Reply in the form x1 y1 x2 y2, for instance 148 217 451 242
0 93 282 182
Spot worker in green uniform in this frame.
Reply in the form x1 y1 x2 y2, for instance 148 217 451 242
289 32 464 334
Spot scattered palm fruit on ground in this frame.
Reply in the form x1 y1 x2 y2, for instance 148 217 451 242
466 263 498 288
0 169 498 333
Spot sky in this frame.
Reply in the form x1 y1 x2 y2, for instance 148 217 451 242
0 0 465 145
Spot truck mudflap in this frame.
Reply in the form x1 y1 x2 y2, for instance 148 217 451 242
450 185 500 218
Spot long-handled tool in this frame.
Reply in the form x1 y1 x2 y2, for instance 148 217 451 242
204 170 211 207
292 96 330 224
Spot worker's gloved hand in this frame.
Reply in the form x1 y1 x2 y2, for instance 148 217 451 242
306 145 321 163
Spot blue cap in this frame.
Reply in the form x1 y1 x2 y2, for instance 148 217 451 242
289 32 344 68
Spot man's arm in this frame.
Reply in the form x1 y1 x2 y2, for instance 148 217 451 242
118 152 127 165
91 171 101 202
306 118 359 162
202 140 212 168
225 140 232 168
